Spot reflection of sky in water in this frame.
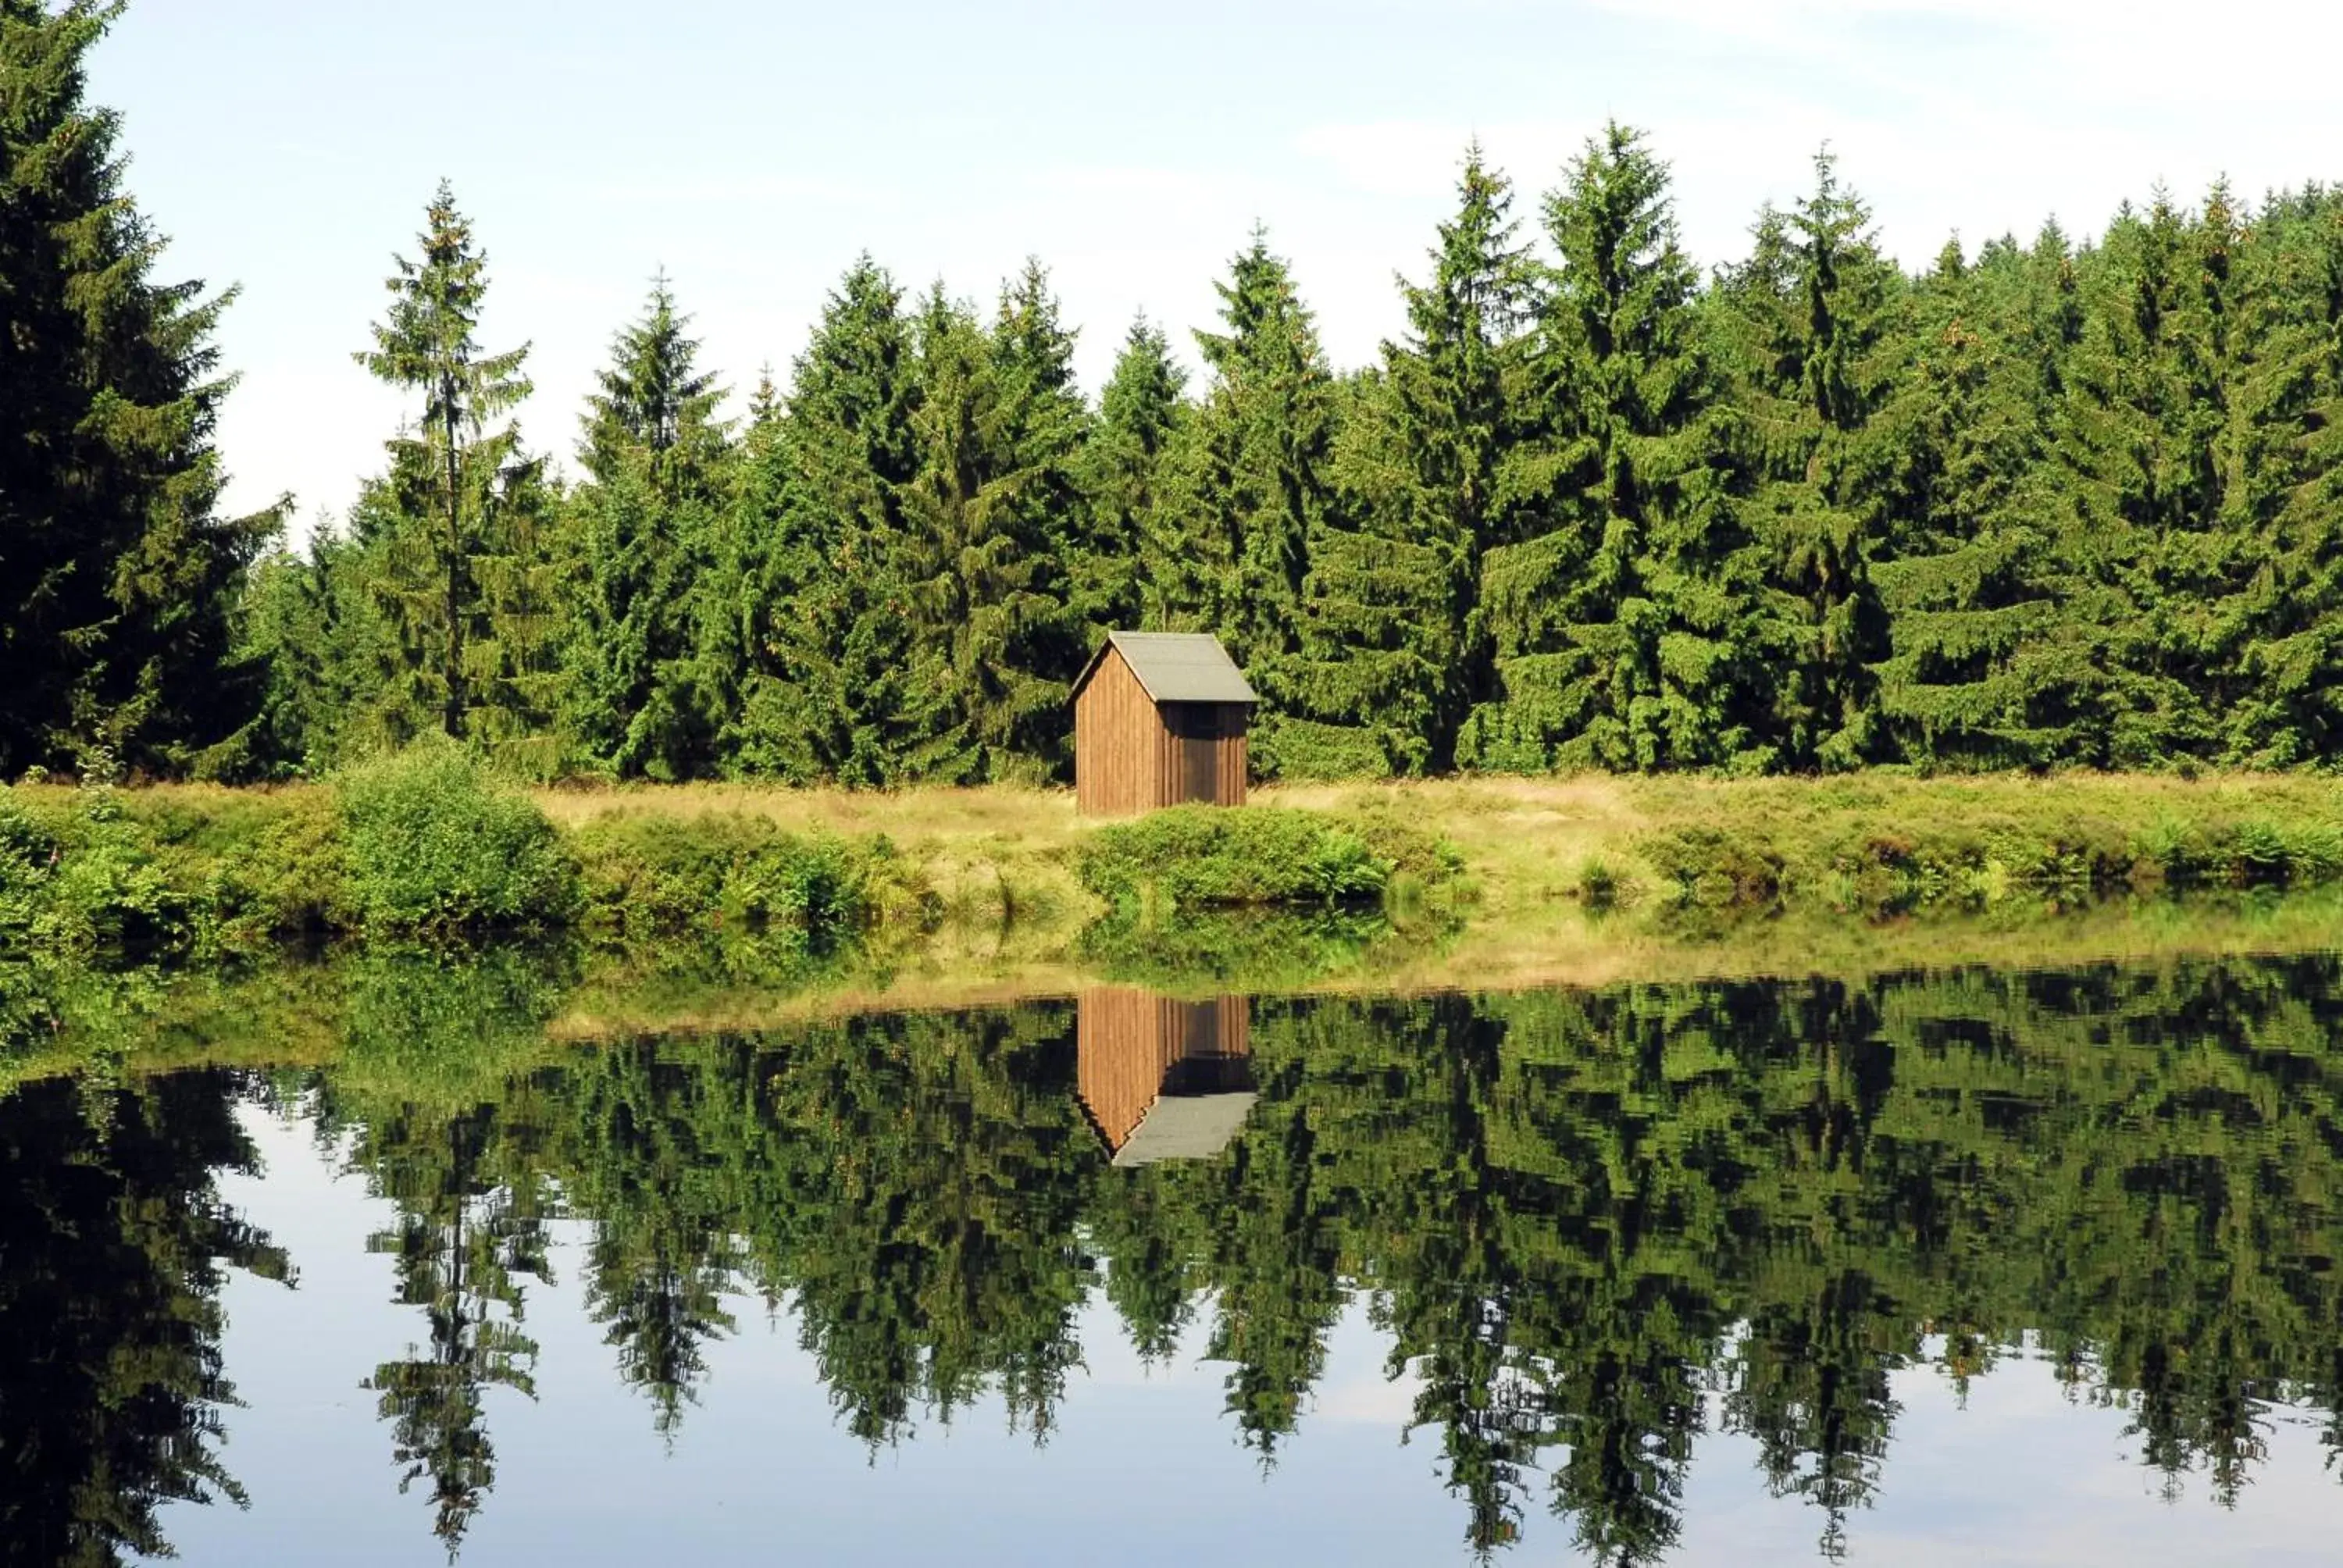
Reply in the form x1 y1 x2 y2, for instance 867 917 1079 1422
155 1108 2341 1568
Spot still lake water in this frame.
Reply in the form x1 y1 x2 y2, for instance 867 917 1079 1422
9 956 2343 1566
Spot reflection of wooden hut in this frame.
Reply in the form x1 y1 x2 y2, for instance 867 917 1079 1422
1072 633 1257 815
1076 987 1254 1166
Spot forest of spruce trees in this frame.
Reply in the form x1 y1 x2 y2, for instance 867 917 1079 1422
14 1 2343 787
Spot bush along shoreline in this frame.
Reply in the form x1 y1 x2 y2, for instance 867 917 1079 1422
0 748 1473 970
1073 804 1467 914
1635 786 2343 916
0 744 926 963
14 753 2343 977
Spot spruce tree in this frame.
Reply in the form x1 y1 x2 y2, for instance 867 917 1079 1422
235 526 392 773
2224 188 2343 762
1175 230 1342 768
1717 152 1902 771
1868 228 2099 767
1189 230 1339 670
1085 314 1189 633
560 274 731 779
0 0 281 778
990 260 1096 644
889 280 1077 781
2050 191 2241 764
1294 144 1534 775
715 256 921 782
1469 123 1748 773
351 181 540 754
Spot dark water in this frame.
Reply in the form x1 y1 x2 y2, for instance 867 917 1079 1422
8 957 2343 1566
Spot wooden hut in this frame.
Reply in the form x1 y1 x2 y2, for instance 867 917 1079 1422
1076 988 1254 1167
1072 632 1257 814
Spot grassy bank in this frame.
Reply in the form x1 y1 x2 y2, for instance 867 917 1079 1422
0 750 1465 968
9 764 2343 992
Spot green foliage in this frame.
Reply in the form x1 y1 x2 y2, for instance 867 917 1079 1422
1571 856 1624 907
0 0 282 779
713 258 922 782
17 789 191 954
1470 123 1751 775
1635 780 2343 911
334 744 578 935
1083 315 1188 633
558 273 733 782
46 98 2343 791
1288 148 1535 775
1076 805 1459 910
566 811 882 943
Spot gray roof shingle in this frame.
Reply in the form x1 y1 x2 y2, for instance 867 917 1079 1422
1078 632 1258 704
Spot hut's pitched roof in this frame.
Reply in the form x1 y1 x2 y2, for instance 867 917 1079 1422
1075 632 1258 705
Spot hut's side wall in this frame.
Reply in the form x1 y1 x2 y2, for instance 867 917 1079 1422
1078 987 1176 1149
1075 649 1175 814
1214 703 1248 807
1216 993 1251 1059
1078 989 1255 1154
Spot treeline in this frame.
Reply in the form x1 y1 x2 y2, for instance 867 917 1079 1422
12 953 2343 1563
15 3 2343 785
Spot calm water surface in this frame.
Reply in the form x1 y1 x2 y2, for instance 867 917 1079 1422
9 957 2343 1565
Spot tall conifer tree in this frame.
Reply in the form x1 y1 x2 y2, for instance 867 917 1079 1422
1188 230 1339 674
351 182 544 758
1869 229 2099 767
890 279 1077 780
1470 124 1747 772
1086 315 1189 634
2050 192 2247 764
560 273 731 779
716 257 921 782
1717 153 1901 770
0 0 280 778
1294 144 1534 775
2223 188 2343 762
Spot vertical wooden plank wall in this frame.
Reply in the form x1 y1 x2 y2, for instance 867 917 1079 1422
1215 703 1248 807
1078 987 1177 1149
1075 648 1250 814
1077 989 1255 1154
1077 650 1171 814
1216 992 1251 1060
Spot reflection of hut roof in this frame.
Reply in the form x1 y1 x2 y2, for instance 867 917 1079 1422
1073 632 1259 705
1113 1092 1259 1167
1076 989 1254 1164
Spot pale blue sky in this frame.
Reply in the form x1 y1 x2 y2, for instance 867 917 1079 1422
84 0 2343 535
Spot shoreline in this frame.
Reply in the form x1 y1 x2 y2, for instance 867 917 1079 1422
10 769 2343 1086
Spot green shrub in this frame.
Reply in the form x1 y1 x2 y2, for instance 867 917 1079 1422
1574 857 1624 909
0 796 59 941
336 744 579 935
0 788 192 954
232 790 351 935
1076 805 1458 911
567 812 875 943
1639 826 1787 907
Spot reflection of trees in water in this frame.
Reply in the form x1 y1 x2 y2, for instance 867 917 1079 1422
16 951 2343 1562
313 947 564 1558
266 951 2343 1559
0 1069 288 1568
352 1106 551 1557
